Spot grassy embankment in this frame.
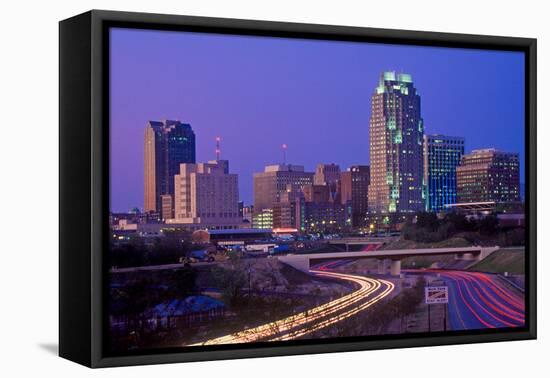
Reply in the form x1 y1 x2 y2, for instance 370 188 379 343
468 248 525 274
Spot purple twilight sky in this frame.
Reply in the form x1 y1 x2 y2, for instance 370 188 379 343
109 27 525 212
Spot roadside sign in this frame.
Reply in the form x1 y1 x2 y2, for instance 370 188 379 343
425 286 448 304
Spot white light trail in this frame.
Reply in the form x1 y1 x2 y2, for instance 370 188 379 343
191 269 394 346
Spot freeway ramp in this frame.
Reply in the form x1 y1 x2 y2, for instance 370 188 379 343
278 246 499 275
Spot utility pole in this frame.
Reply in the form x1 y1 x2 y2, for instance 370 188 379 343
443 303 447 331
428 304 431 332
215 136 221 161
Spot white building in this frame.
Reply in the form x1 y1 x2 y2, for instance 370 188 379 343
171 161 241 229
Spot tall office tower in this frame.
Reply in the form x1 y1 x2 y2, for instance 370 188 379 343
456 149 520 204
253 164 314 212
173 161 240 229
368 71 425 217
423 135 465 213
144 120 196 219
340 165 370 227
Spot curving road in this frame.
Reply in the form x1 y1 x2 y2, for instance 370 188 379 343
409 269 525 330
192 262 394 345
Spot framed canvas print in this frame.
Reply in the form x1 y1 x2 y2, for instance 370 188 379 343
59 10 537 368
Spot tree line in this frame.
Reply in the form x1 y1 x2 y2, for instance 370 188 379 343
402 212 524 246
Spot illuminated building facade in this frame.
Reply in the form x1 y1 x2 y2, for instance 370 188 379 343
144 120 196 218
302 200 352 232
340 165 370 227
456 149 520 204
368 72 425 218
423 135 465 212
252 208 273 229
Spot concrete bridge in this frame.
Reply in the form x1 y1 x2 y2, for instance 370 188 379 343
278 246 499 276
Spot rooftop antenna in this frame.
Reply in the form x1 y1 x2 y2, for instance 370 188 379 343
282 143 287 165
215 136 221 161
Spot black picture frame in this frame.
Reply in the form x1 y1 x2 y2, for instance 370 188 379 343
59 9 537 368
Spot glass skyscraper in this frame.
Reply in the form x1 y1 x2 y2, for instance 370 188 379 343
368 71 424 218
144 120 196 219
423 134 465 213
456 149 520 204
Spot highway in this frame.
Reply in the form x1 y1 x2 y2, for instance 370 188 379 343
410 269 525 330
191 261 394 345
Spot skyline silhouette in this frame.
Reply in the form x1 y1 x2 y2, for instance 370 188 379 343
109 28 525 212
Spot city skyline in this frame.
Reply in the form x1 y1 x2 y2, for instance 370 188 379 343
105 27 528 354
110 28 525 212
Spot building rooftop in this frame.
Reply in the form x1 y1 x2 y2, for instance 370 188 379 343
381 71 412 83
467 148 519 157
376 71 415 94
425 134 465 142
264 164 305 172
147 119 193 132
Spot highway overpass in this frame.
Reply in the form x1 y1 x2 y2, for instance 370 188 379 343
278 246 499 276
327 239 385 251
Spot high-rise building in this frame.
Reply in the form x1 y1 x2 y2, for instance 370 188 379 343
423 135 465 213
314 163 341 202
172 160 240 229
253 164 314 212
144 120 196 219
368 71 425 217
314 163 341 185
340 165 370 227
456 149 520 204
